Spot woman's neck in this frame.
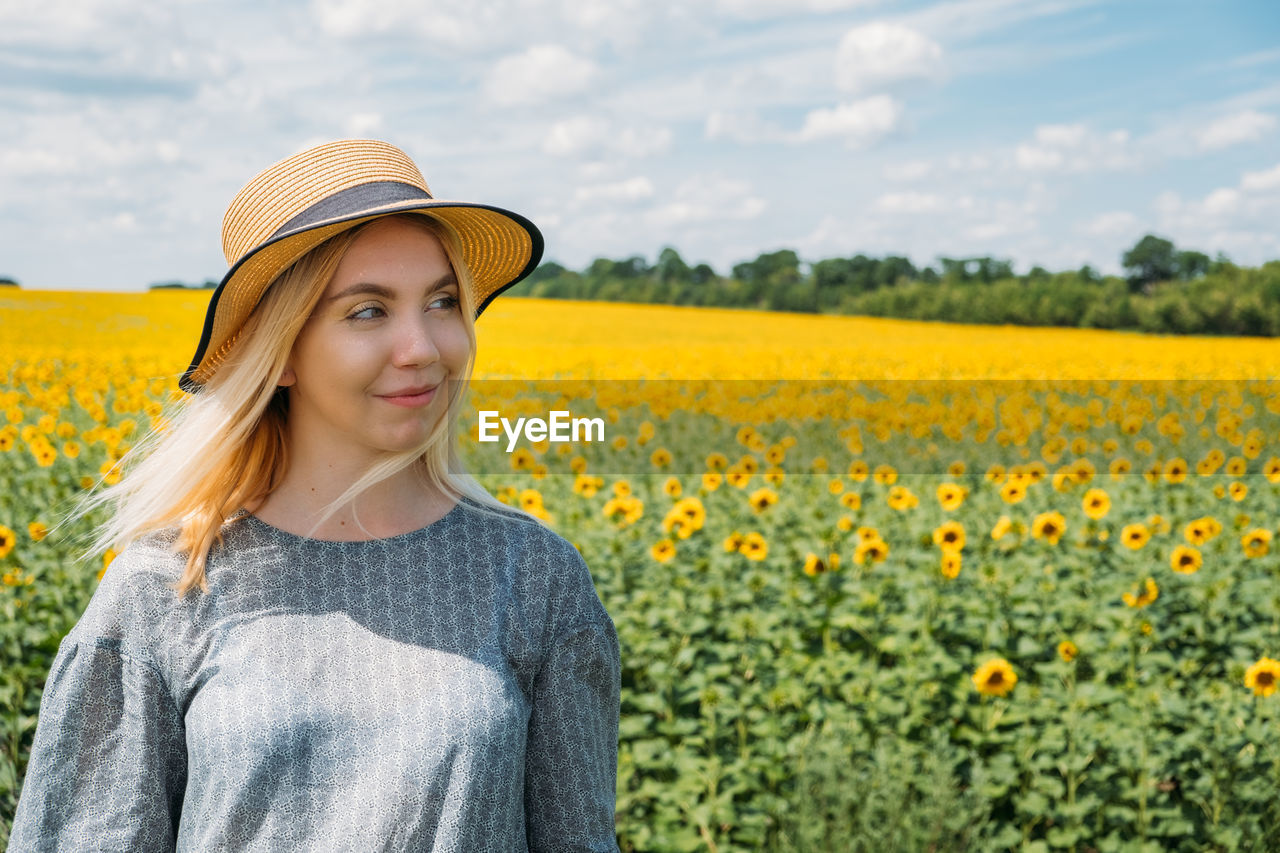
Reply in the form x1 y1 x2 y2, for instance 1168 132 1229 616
248 458 456 541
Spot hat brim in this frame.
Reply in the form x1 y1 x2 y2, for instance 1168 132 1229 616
181 195 542 392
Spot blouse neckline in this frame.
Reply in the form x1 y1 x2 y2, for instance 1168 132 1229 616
236 499 467 547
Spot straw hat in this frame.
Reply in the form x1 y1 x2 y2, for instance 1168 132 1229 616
180 139 543 392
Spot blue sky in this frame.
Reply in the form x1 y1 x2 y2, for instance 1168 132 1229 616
1 0 1277 291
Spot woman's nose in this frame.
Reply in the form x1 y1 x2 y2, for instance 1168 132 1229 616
392 315 440 367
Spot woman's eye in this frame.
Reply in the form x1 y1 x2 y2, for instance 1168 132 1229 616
430 294 460 311
348 305 384 321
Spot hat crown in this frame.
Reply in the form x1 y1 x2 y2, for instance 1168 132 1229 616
220 139 432 266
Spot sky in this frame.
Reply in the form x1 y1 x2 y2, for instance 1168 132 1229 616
1 0 1277 291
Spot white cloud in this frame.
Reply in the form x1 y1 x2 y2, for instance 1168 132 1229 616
1202 187 1242 216
543 116 671 158
944 152 991 172
544 117 609 155
644 174 766 225
874 191 946 213
312 0 503 45
1242 162 1280 193
573 177 655 204
793 94 903 146
346 112 383 137
1033 123 1088 148
1152 159 1280 254
835 22 943 92
1015 124 1134 172
716 0 876 19
884 160 932 181
1196 110 1276 150
704 110 785 144
964 222 1014 241
483 44 597 106
1080 210 1139 236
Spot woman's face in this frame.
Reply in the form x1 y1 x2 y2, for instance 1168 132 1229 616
280 217 471 462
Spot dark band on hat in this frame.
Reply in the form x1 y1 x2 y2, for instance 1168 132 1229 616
272 181 433 241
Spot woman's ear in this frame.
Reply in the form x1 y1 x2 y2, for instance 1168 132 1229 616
277 364 296 388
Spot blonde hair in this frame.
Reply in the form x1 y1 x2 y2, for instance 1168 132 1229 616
85 213 524 598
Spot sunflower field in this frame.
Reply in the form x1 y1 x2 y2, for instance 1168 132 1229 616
4 288 1280 851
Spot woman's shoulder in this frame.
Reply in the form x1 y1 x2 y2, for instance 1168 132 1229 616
456 497 588 572
72 530 189 647
454 498 610 629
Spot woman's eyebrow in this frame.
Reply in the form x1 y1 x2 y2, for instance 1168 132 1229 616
325 272 458 304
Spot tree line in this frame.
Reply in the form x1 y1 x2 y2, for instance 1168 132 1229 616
513 234 1280 336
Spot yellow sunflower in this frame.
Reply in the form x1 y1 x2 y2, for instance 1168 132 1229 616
1082 488 1111 520
510 447 535 471
1163 458 1188 484
1170 545 1202 574
1121 523 1151 550
936 482 968 511
940 552 961 580
872 464 897 485
1123 577 1159 608
886 485 918 511
1031 511 1067 545
1241 528 1271 558
1071 459 1096 485
839 492 861 511
701 472 723 492
1185 516 1222 545
972 658 1017 697
999 479 1027 504
1244 657 1280 697
1057 641 1078 663
650 539 677 563
932 521 965 552
0 525 15 559
854 537 889 566
749 488 779 512
27 521 48 542
803 552 832 577
991 515 1013 541
740 532 769 561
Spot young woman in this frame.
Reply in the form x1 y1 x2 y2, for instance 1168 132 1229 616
9 140 621 852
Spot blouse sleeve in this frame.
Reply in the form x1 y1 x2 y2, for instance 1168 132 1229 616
524 619 622 853
8 634 188 853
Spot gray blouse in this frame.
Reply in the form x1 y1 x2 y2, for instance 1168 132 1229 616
9 499 621 852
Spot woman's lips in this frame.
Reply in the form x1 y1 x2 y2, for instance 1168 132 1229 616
377 385 438 407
